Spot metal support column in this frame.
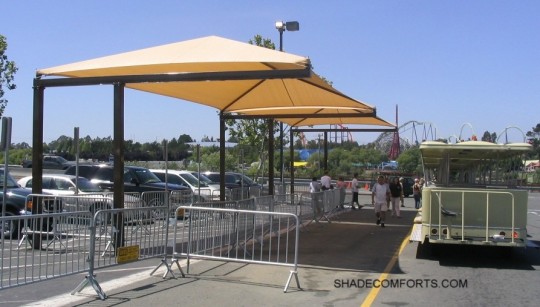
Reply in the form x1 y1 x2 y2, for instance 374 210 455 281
268 119 275 195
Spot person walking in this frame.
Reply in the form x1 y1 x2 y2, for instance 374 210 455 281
372 175 391 227
351 173 360 210
413 178 422 209
399 177 405 207
389 177 403 218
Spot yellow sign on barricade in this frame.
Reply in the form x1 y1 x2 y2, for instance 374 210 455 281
117 245 140 264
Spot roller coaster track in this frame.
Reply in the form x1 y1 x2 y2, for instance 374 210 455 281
373 120 437 153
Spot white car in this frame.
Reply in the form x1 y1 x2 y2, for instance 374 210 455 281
17 174 144 213
150 169 220 202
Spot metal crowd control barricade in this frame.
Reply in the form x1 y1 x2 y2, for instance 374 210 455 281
291 192 315 226
301 191 325 229
1 209 94 290
268 193 305 232
321 189 342 222
72 205 170 300
0 194 171 298
169 189 194 219
170 205 301 292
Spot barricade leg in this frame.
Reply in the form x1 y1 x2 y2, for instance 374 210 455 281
167 257 186 278
17 229 32 249
73 221 107 300
150 256 180 279
72 274 107 300
284 270 301 293
45 217 67 249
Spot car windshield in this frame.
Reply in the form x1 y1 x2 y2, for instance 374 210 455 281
55 156 69 164
203 173 220 183
0 169 20 188
180 173 208 187
192 173 213 184
240 174 255 185
70 178 103 193
133 168 161 184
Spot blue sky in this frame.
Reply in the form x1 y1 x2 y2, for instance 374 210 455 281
3 1 539 145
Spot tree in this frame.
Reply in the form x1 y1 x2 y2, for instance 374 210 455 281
526 123 540 159
481 131 497 143
224 35 280 177
396 147 421 174
0 35 17 117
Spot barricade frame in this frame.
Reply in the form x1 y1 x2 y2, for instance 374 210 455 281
169 205 301 292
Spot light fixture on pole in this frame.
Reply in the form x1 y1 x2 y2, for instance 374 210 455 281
275 20 299 186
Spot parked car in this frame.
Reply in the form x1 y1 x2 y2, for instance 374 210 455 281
64 164 104 179
401 176 414 197
0 168 60 239
202 171 262 198
17 174 144 213
21 154 77 170
18 174 103 195
202 171 259 188
189 172 217 186
67 165 190 217
65 165 189 194
151 169 220 202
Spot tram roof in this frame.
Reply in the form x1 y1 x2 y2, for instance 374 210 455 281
420 141 532 169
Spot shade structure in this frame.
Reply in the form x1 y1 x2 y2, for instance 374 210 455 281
37 35 388 127
279 114 395 128
33 35 396 202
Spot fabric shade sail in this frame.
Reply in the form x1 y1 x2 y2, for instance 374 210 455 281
37 35 393 129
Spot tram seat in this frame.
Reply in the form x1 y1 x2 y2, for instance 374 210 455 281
441 206 459 239
441 207 458 217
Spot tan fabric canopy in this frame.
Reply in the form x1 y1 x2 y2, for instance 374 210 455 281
38 35 394 128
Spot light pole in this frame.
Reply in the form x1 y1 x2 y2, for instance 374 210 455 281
275 20 299 187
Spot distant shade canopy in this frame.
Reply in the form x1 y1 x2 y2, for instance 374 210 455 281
38 35 394 128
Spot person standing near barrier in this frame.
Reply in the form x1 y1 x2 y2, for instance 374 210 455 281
320 171 332 190
310 176 322 216
413 178 422 209
310 176 321 193
336 176 347 208
389 177 403 218
372 175 390 227
351 173 360 210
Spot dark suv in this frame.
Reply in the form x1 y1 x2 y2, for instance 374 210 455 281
202 171 263 198
389 176 414 197
202 172 260 188
64 164 105 180
1 168 60 239
21 155 77 170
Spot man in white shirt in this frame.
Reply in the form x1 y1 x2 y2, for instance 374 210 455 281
372 175 390 227
320 171 331 190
